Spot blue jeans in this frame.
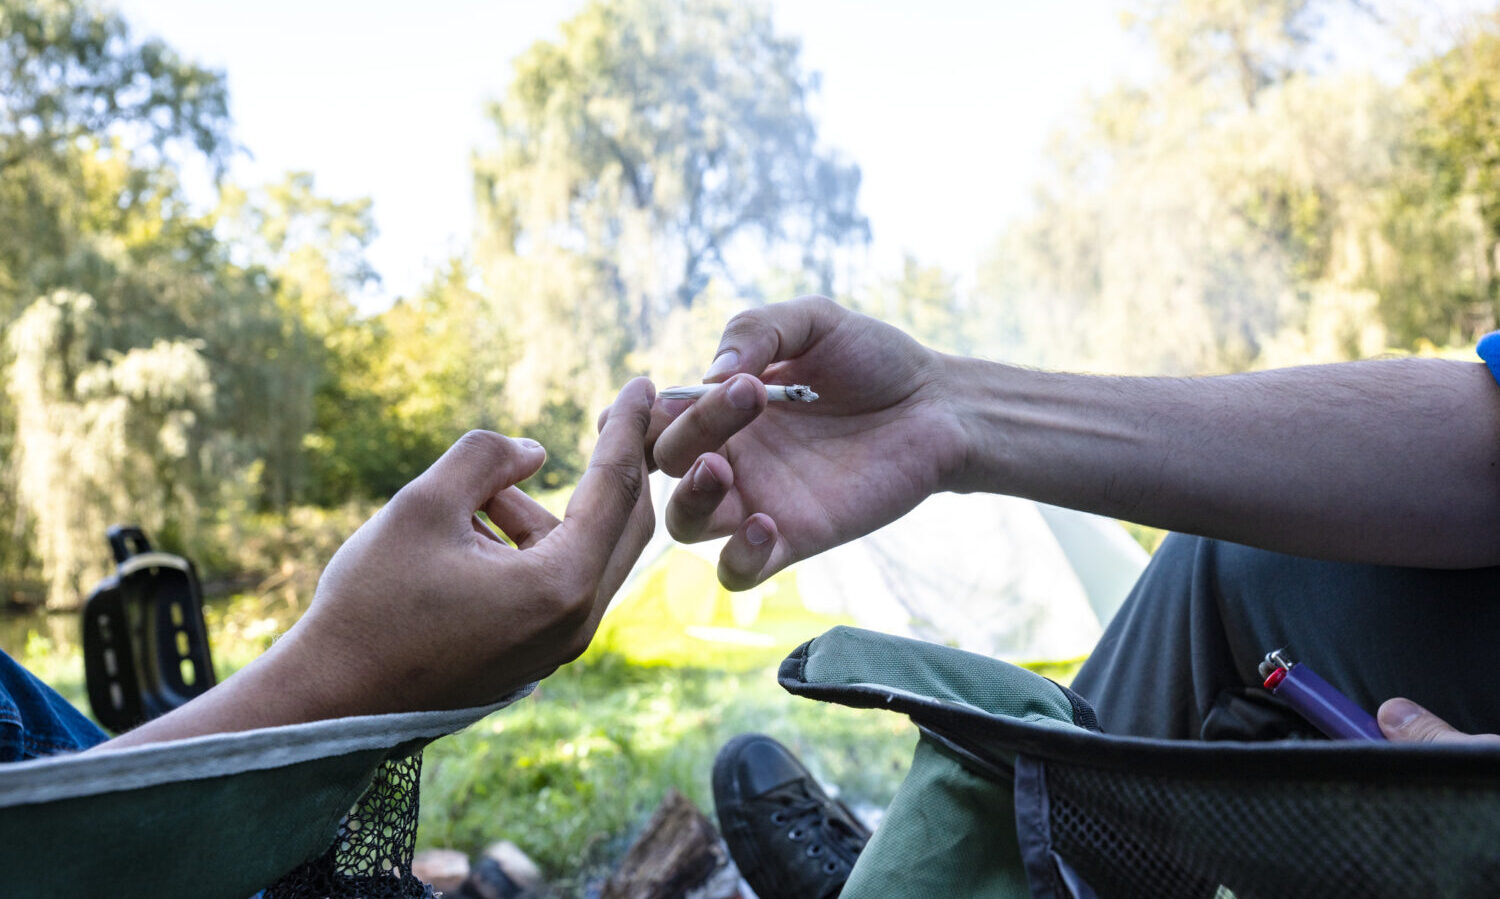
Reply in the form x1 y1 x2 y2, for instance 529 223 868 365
0 650 107 760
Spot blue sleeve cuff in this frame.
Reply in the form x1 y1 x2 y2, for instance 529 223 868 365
1479 332 1500 387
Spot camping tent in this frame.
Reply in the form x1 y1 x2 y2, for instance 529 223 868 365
615 473 1149 662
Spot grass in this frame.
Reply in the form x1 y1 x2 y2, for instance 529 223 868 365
417 553 921 891
0 547 1087 897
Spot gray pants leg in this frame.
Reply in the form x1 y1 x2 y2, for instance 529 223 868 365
1071 533 1500 740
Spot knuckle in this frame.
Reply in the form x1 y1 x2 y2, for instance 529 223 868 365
593 456 645 505
537 565 593 621
454 429 510 461
389 477 445 521
722 308 756 334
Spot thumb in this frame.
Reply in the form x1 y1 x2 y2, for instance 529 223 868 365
1378 698 1497 744
406 430 547 516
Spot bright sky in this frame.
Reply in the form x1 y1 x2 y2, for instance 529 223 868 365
107 0 1487 309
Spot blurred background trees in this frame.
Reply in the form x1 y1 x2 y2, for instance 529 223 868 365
0 0 1498 606
472 0 868 479
978 0 1500 373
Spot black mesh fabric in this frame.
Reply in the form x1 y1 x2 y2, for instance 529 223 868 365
1038 759 1500 899
265 752 436 899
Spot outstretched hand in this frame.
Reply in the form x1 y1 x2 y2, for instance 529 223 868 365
100 380 656 749
650 296 966 589
295 378 657 714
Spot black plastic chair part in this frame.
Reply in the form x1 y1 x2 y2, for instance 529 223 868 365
81 526 217 734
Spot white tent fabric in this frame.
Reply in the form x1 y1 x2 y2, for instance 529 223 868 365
620 473 1149 662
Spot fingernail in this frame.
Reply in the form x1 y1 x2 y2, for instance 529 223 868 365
691 459 719 493
517 438 543 451
705 350 739 381
746 518 771 546
726 375 757 410
1379 698 1421 731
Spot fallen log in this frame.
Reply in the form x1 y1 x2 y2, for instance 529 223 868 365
601 789 730 899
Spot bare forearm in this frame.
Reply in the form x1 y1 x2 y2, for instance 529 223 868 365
93 628 358 751
943 355 1500 568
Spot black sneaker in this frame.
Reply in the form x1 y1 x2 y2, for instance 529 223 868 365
712 733 871 899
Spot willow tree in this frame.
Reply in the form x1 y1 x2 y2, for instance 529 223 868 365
473 0 867 477
8 292 214 607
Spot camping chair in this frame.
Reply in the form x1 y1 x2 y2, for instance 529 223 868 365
779 626 1500 898
82 525 217 733
0 694 527 898
0 526 529 898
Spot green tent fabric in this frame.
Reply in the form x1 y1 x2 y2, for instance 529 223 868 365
0 692 529 899
779 626 1500 899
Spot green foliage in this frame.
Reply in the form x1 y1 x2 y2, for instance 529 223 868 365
419 653 914 892
473 0 867 478
6 290 217 605
0 0 230 170
1378 12 1500 345
975 0 1500 375
0 0 230 322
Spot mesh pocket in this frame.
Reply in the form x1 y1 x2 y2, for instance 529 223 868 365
265 753 434 899
1042 760 1500 899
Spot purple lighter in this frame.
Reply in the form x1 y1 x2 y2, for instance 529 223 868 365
1258 649 1386 742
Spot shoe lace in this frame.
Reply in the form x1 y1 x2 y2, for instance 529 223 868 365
763 785 867 867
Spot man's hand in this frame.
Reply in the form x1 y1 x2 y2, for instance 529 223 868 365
1378 698 1500 745
297 377 656 713
102 379 656 749
650 296 965 590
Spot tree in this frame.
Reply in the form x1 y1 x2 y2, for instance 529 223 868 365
974 0 1397 375
216 173 381 508
855 254 967 355
1124 0 1331 110
473 0 867 475
7 291 214 606
0 0 231 321
1378 12 1500 344
0 2 398 598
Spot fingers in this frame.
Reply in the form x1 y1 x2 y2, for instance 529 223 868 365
653 374 767 476
664 453 740 542
484 487 560 549
643 396 693 473
1378 698 1500 744
584 457 656 632
702 295 845 382
404 431 547 517
554 378 655 581
717 513 788 591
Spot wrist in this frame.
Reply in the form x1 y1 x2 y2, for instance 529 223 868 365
933 353 1024 495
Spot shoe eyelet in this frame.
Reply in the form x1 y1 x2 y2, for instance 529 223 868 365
769 811 787 825
807 843 824 857
788 827 805 841
824 860 840 874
